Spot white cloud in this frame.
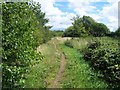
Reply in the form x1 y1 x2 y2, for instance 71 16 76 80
33 0 76 30
68 0 119 31
36 0 63 16
46 12 76 30
107 0 119 3
33 0 119 31
99 1 118 31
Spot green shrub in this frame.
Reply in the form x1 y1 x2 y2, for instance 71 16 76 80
2 2 49 88
84 39 120 88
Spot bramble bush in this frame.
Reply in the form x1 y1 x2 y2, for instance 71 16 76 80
84 39 120 88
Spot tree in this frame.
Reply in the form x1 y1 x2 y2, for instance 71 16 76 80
90 23 110 37
29 2 53 45
63 15 94 37
63 26 77 37
81 16 95 34
73 23 87 37
63 15 110 37
115 27 120 37
30 2 51 29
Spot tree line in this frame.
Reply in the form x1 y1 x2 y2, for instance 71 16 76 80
63 15 120 38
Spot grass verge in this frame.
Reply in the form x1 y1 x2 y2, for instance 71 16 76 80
60 44 108 88
24 40 61 88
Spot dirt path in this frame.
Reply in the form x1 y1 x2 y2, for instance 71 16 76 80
50 38 66 88
51 53 66 88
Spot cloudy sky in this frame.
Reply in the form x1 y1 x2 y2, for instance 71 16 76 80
33 0 119 32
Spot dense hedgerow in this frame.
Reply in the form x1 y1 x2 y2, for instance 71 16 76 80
2 2 52 88
84 38 120 88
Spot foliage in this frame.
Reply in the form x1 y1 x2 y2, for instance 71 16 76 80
63 26 78 37
25 38 61 88
64 40 73 48
115 27 120 37
52 30 64 37
107 27 120 38
78 15 95 35
83 38 120 88
63 15 110 37
2 2 51 88
91 23 110 37
30 2 49 28
29 2 53 45
63 16 88 37
61 44 108 88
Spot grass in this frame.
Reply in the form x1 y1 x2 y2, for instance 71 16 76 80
24 37 115 88
65 36 119 51
98 37 119 49
68 37 92 50
24 39 61 88
60 44 108 88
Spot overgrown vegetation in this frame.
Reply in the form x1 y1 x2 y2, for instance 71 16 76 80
25 39 61 88
2 1 120 89
110 27 120 38
64 37 120 88
62 15 120 88
61 44 108 88
2 2 53 88
83 37 120 88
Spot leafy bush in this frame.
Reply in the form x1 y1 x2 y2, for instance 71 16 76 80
90 23 110 37
2 2 51 88
87 40 100 49
84 39 120 88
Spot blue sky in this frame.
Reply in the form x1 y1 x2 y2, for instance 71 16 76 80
34 0 119 32
91 2 110 10
53 2 75 13
54 2 110 14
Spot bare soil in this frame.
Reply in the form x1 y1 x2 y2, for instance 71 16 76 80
51 53 66 88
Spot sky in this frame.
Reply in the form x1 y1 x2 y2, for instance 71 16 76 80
33 0 119 32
